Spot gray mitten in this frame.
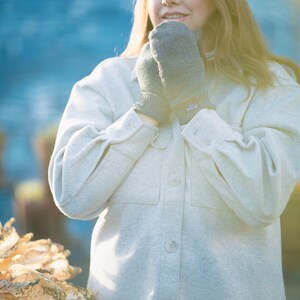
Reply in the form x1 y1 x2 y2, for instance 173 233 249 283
133 43 170 124
149 21 215 125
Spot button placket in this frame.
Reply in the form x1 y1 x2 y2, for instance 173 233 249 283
158 135 185 299
168 169 182 187
169 176 182 187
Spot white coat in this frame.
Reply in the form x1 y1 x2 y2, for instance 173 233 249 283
48 56 300 300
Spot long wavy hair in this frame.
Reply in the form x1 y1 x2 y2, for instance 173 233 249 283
122 0 300 90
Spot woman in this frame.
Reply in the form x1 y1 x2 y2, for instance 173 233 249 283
48 0 300 299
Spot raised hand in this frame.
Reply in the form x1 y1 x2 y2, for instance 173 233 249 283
149 21 214 125
133 42 170 125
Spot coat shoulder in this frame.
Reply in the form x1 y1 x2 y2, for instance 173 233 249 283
268 61 299 88
91 56 137 81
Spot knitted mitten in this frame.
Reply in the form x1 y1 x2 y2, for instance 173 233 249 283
149 21 214 125
133 42 170 124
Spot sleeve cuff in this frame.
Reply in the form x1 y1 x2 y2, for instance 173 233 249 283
104 107 159 160
180 109 234 159
173 93 215 125
104 107 159 143
133 93 170 124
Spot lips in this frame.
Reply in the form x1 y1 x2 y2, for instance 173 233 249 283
161 11 189 20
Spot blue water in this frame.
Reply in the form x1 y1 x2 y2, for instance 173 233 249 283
0 0 133 287
0 0 133 182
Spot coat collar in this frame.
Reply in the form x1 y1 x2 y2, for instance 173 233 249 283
130 56 138 82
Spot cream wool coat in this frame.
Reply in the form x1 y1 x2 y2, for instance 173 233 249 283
48 56 300 300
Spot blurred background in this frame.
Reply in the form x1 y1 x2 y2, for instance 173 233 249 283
0 0 299 298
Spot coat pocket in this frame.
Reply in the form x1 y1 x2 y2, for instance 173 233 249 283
191 162 231 211
108 147 163 205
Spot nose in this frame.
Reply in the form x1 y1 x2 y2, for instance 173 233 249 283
162 0 180 5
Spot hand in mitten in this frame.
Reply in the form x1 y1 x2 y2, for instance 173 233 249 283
133 42 170 125
149 21 215 125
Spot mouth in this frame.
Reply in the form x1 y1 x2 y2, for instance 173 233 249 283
161 12 189 21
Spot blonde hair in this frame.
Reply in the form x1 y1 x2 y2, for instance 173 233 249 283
122 0 300 90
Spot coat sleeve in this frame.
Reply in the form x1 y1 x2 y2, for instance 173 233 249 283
181 84 300 228
48 72 159 220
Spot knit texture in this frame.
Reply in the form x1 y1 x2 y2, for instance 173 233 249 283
133 93 170 124
173 92 214 125
135 42 170 124
149 21 215 124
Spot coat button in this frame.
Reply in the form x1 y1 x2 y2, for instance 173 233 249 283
165 241 178 253
203 138 211 146
126 119 135 130
169 176 182 187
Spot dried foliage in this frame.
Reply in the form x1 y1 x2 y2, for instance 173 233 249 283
0 218 96 299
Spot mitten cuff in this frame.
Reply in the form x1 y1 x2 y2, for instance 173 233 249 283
133 93 170 124
173 94 215 125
